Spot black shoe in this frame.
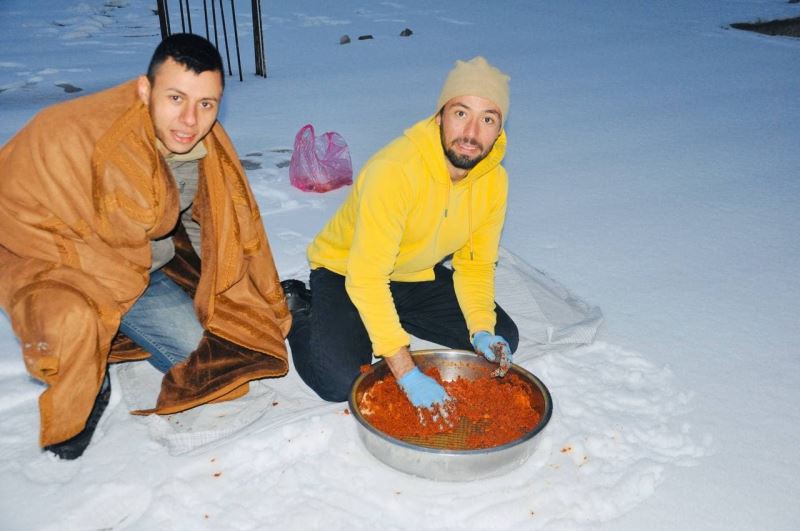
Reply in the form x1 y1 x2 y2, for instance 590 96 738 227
281 279 311 316
44 376 111 460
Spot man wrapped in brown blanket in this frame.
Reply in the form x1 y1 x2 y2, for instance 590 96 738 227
0 34 291 459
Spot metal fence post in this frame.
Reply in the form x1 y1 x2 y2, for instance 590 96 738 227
252 0 267 77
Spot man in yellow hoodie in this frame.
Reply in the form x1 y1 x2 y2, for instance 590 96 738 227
283 57 518 408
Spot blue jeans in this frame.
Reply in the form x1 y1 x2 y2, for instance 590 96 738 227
119 270 205 373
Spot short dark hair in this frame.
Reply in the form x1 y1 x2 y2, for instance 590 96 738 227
147 33 225 88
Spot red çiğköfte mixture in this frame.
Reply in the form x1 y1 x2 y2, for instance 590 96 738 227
358 367 541 449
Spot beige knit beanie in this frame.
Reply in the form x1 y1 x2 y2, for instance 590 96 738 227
435 56 510 121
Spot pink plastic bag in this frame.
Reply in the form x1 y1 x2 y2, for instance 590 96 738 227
289 124 353 192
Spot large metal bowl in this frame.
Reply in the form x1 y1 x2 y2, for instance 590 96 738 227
348 349 552 481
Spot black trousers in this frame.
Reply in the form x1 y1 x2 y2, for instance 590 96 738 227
288 264 519 402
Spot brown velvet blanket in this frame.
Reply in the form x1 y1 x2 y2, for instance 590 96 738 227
0 80 291 446
125 224 288 415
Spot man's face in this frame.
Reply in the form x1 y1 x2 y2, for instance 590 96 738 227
137 57 223 156
436 95 502 175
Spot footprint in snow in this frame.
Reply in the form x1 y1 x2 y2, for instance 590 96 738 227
241 148 292 175
41 482 152 531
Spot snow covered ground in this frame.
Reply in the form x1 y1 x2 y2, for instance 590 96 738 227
1 0 798 529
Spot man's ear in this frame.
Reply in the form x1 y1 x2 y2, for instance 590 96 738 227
136 75 151 105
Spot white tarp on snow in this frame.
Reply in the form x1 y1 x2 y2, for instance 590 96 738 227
117 248 603 454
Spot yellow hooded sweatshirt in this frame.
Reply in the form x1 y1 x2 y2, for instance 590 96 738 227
308 116 508 356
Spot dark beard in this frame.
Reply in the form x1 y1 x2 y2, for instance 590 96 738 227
439 122 489 170
443 145 483 170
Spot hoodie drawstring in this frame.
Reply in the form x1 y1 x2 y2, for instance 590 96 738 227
444 181 474 261
468 182 474 261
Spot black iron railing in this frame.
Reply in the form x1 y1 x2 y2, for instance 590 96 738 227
155 0 267 80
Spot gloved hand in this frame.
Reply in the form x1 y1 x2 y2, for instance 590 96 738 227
472 331 512 364
397 367 451 409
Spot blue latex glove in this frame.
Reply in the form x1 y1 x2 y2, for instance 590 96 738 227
397 367 450 409
472 331 512 363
